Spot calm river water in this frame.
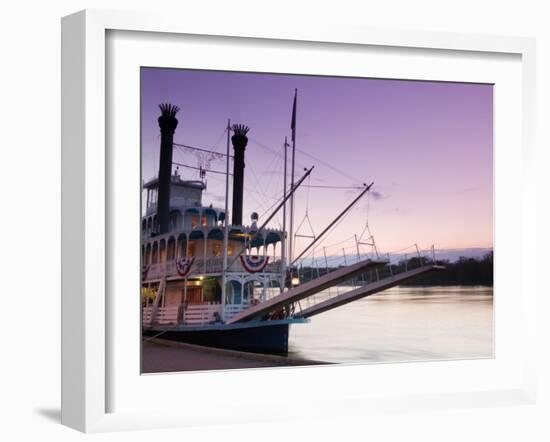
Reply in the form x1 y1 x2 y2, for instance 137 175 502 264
287 286 493 364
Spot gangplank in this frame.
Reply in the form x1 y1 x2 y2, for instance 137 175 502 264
226 258 387 324
296 264 445 318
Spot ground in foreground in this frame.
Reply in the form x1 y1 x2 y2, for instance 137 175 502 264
141 338 328 373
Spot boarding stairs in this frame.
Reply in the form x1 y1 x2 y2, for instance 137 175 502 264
295 264 445 318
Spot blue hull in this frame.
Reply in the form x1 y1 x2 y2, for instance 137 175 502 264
144 319 306 354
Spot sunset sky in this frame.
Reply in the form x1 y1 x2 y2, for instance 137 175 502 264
141 68 493 259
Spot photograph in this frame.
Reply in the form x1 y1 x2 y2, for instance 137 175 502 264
140 67 494 373
0 0 543 438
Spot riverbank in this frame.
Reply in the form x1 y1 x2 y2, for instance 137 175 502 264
142 338 329 373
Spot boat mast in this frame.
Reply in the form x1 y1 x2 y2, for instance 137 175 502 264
221 119 231 320
280 137 289 292
289 89 297 265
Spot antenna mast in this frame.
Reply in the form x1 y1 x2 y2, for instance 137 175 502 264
221 119 231 320
289 89 298 264
280 137 289 291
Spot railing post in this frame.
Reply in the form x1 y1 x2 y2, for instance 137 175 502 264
415 243 421 267
184 240 189 304
323 247 330 295
354 234 365 285
343 247 356 288
203 229 207 275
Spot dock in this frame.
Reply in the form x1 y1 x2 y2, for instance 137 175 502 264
142 338 328 373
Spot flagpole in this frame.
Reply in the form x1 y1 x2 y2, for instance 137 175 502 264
221 119 231 320
280 136 289 292
289 88 297 267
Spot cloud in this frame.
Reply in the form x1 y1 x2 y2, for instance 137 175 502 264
371 190 387 200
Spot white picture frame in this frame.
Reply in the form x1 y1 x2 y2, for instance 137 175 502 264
61 9 537 433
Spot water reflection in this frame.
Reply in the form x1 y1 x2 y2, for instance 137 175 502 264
288 286 493 364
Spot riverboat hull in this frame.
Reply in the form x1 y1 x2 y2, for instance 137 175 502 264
143 318 307 354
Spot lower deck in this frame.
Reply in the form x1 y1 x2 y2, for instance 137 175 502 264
142 272 281 325
143 302 252 325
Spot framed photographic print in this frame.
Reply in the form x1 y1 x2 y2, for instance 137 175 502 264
61 9 537 433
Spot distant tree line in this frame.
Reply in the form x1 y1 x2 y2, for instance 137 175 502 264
295 251 493 287
400 251 493 286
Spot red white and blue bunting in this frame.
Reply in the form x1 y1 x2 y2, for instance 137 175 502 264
176 256 195 277
240 255 269 273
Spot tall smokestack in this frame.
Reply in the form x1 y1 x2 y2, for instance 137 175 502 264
157 103 179 234
231 124 249 226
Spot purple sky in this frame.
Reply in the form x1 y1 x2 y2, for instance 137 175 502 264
141 68 493 256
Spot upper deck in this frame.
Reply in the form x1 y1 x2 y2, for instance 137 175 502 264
141 172 285 281
141 224 285 282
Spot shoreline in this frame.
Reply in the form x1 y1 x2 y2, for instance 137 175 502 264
142 338 330 373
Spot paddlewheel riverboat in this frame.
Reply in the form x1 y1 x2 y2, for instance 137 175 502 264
142 101 443 354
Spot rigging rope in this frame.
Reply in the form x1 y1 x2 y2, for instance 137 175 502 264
386 244 420 254
301 185 365 189
293 191 366 268
249 136 364 189
173 125 228 155
293 174 316 241
295 146 364 187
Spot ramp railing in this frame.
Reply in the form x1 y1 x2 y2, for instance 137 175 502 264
294 245 441 314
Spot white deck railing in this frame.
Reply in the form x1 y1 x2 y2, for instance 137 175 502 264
142 302 250 326
142 305 179 325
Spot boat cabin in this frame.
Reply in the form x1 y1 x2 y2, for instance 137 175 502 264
141 171 284 323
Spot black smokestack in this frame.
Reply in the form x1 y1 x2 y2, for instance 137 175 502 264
231 124 249 226
157 103 179 234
